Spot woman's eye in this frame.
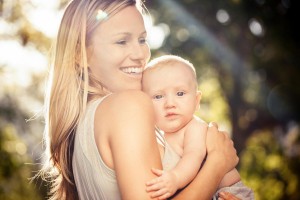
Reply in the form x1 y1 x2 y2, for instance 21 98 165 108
139 37 147 44
116 40 127 45
153 94 163 99
177 91 185 96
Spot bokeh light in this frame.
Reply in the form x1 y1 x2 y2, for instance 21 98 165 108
216 9 230 25
249 18 265 37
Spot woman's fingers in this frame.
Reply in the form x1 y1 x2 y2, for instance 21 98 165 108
151 168 164 176
206 121 239 173
218 191 241 200
208 121 219 129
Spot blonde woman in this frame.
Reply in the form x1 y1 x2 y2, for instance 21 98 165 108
40 0 239 199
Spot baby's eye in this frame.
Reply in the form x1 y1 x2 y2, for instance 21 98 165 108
177 91 185 96
153 94 163 99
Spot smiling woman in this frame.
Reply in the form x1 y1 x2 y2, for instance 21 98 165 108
40 1 157 199
38 0 239 200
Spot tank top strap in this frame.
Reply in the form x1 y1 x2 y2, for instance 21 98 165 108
155 127 166 147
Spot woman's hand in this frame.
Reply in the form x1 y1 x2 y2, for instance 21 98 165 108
206 122 239 175
218 191 241 200
171 122 239 200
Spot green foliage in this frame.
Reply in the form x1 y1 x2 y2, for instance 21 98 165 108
239 130 300 200
0 124 43 200
196 72 231 130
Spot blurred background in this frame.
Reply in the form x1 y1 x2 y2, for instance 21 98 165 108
0 0 299 199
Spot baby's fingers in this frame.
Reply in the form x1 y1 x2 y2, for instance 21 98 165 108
150 188 168 199
146 182 164 192
146 169 164 186
151 168 164 176
158 192 172 200
146 177 160 186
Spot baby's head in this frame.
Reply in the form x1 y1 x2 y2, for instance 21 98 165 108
142 55 201 133
142 55 198 92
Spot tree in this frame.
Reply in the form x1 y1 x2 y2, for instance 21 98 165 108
146 0 300 198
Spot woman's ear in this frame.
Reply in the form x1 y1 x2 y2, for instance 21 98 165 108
76 44 93 67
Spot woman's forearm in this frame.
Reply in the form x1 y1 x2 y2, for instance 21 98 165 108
173 123 239 200
173 154 224 200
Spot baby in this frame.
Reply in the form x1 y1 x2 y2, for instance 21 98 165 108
142 55 253 200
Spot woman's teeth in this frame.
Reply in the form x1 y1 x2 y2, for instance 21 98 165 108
121 67 143 74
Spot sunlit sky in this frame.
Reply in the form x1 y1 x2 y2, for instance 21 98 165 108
26 0 63 38
0 0 62 87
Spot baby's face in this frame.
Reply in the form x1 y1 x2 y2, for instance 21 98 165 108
142 62 200 133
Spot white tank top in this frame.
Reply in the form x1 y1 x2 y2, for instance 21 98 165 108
72 97 180 200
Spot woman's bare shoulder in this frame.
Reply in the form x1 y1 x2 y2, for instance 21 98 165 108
94 90 154 129
92 91 158 172
101 90 152 112
107 90 151 104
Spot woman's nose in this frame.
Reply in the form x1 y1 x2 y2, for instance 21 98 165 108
130 42 150 61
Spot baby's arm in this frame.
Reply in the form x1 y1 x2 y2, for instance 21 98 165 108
173 117 207 189
146 117 207 199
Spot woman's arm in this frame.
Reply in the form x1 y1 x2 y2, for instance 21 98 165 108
218 168 241 189
173 122 239 200
96 90 162 200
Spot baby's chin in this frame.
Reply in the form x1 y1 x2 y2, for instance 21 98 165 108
157 126 183 135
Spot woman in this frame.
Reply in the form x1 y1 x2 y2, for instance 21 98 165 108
40 0 239 199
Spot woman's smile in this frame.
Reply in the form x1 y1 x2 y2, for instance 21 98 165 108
120 66 144 76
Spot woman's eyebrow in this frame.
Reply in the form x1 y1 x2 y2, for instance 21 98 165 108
112 30 147 36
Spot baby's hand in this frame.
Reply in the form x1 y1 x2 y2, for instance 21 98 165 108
146 168 178 200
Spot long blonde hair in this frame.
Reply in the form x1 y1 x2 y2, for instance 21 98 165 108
41 0 142 199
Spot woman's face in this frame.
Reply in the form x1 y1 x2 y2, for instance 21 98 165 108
88 5 150 92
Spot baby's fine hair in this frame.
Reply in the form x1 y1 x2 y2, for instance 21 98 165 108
145 55 197 77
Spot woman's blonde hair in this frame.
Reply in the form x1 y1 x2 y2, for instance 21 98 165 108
40 0 143 199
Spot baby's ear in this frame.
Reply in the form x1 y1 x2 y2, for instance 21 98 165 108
196 91 202 102
195 91 202 110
